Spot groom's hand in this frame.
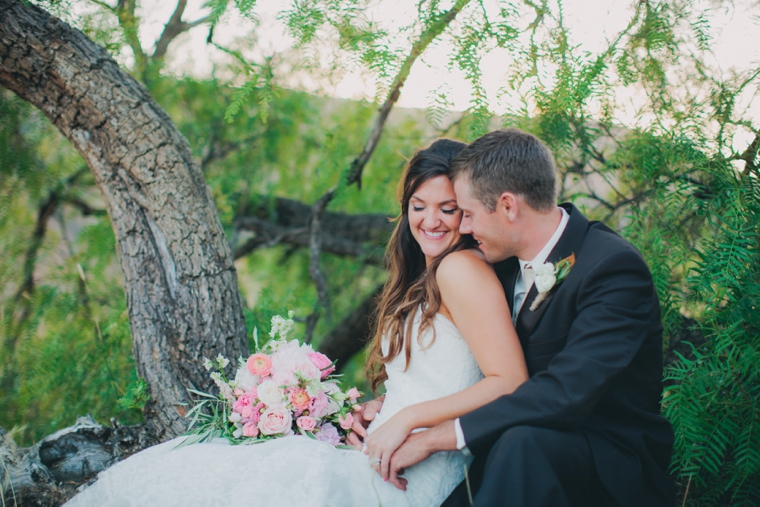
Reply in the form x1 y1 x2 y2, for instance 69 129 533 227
346 395 385 449
388 420 458 490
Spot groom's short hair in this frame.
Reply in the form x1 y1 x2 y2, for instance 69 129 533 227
450 129 557 212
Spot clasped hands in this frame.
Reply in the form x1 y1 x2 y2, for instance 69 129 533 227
346 397 437 490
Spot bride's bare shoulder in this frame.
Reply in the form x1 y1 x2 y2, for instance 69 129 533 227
437 248 492 281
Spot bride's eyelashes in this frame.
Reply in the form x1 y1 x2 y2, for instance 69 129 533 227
411 205 459 215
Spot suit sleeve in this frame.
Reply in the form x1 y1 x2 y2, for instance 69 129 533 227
459 246 658 453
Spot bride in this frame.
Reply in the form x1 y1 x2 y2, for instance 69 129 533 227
65 139 528 507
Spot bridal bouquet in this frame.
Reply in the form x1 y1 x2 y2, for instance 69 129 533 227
185 313 362 447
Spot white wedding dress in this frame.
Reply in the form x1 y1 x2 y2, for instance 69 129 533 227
65 311 483 507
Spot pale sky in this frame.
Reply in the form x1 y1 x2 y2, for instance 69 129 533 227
126 0 759 147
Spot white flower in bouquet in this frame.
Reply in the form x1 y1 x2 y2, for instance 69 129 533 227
269 314 295 339
326 398 341 416
257 380 286 407
216 354 230 369
233 367 258 393
271 342 312 385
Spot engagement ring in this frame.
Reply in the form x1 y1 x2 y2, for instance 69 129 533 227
369 458 382 466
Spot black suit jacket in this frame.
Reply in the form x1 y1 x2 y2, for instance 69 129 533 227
459 204 674 506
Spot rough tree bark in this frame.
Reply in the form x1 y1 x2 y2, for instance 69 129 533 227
0 0 249 441
1 417 148 505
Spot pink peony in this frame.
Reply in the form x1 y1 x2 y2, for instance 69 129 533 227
289 388 311 411
314 423 342 446
297 416 317 432
254 402 265 423
346 387 361 402
308 352 335 379
243 422 259 438
233 393 254 413
308 391 329 419
258 405 293 435
338 413 354 430
247 353 272 377
295 361 321 381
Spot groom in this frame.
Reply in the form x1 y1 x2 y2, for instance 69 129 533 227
352 129 674 506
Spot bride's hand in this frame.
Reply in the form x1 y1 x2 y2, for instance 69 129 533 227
363 408 415 481
346 396 385 449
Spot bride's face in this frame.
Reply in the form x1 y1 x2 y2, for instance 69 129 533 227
408 175 462 265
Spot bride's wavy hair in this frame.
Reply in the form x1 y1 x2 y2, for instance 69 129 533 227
366 139 476 393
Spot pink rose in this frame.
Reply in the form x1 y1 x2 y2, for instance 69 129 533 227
308 391 329 419
338 413 354 430
243 422 259 438
308 352 335 379
297 416 317 432
346 387 361 402
251 402 264 423
247 353 272 376
233 393 254 413
315 423 342 446
289 388 311 411
241 406 254 420
258 405 293 435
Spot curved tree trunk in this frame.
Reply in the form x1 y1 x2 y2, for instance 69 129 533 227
0 0 249 440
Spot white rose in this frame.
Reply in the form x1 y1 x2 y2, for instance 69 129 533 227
233 367 259 393
533 263 557 293
257 380 285 407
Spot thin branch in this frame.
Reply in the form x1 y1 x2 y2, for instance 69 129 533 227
152 0 211 61
14 169 87 301
114 0 148 75
346 0 472 188
66 197 107 216
308 188 337 320
317 285 383 370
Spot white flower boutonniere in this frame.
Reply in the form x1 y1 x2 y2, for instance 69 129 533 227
529 253 576 311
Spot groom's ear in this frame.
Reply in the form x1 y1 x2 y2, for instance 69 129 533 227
498 192 520 221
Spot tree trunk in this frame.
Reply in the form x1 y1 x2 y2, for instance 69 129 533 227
1 417 149 505
0 0 249 440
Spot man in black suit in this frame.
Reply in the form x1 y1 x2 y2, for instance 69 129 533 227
385 128 675 506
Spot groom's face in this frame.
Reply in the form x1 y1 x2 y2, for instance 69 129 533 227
454 177 515 263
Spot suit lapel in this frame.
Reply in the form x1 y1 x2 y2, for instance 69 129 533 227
515 204 589 339
495 257 519 312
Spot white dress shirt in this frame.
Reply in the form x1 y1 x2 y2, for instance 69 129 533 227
453 207 569 454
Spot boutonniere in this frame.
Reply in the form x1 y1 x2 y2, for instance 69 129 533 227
529 253 575 311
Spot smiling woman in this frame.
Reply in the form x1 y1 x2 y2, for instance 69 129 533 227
408 175 462 264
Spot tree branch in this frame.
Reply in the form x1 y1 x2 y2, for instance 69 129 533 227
308 188 336 320
346 0 472 187
233 197 393 264
152 0 211 61
317 285 383 372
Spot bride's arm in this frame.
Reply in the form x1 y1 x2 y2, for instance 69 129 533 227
365 249 528 477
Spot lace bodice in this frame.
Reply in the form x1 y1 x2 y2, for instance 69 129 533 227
65 309 482 507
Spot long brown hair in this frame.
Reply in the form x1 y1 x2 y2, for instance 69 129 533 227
366 139 476 393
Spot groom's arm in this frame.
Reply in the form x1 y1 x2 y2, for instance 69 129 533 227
460 246 659 453
388 420 459 489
